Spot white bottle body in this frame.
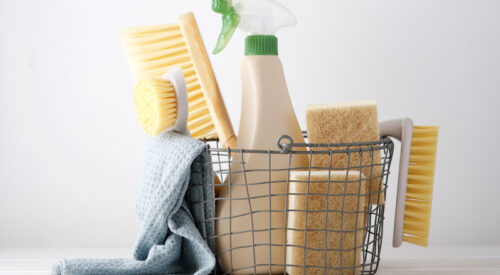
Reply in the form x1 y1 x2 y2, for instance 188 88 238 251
237 55 305 151
216 55 308 274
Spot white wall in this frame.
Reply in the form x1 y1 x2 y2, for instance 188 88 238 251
1 0 499 249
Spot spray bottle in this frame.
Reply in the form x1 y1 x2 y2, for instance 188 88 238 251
212 0 308 273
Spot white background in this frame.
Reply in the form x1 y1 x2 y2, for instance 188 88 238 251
1 0 499 250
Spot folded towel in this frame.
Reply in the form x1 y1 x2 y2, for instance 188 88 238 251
52 131 216 275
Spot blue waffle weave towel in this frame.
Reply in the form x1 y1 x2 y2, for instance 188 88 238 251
52 131 215 275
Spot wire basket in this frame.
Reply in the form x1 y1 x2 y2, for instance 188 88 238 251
189 133 394 275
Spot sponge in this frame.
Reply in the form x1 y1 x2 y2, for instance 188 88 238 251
305 100 383 204
286 171 367 275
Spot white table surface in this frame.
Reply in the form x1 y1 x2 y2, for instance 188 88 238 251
0 246 499 274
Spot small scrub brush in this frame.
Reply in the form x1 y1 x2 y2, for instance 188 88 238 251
137 69 224 194
134 79 177 136
380 118 439 247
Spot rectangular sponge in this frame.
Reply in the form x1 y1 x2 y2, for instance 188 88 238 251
305 100 383 204
286 171 368 275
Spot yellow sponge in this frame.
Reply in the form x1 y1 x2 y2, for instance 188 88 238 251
305 100 383 204
286 171 368 275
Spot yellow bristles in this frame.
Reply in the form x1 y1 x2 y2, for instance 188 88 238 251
121 17 219 140
134 79 177 136
402 125 439 247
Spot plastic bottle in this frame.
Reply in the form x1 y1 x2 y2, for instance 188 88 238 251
212 0 308 273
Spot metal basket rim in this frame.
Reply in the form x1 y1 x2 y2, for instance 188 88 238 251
202 136 393 155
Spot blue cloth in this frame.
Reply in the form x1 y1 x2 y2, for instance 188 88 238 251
52 131 216 275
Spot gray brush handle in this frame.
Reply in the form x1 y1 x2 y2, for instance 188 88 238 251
379 118 413 248
163 67 191 137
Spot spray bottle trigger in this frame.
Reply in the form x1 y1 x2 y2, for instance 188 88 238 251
213 7 240 54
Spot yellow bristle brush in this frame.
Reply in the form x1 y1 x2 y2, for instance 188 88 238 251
134 79 177 136
140 67 224 193
121 12 236 148
380 118 439 247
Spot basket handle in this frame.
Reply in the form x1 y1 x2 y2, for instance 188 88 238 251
379 118 413 248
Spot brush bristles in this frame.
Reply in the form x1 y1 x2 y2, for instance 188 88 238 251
403 126 439 247
121 23 217 139
134 79 177 136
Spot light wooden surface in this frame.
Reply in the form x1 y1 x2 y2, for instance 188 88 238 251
379 246 500 275
0 246 499 274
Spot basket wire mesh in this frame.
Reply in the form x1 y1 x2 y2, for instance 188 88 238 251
188 133 394 275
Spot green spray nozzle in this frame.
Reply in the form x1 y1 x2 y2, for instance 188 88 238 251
212 0 232 14
212 0 297 55
212 0 240 54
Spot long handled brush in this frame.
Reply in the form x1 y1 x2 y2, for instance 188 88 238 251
380 118 439 247
121 12 236 148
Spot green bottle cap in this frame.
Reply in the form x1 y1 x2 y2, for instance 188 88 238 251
245 35 278 56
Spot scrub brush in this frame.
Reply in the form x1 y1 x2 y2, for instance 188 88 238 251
121 12 236 148
380 118 439 247
134 79 177 136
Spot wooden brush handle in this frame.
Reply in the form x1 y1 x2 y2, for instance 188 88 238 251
178 12 237 149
